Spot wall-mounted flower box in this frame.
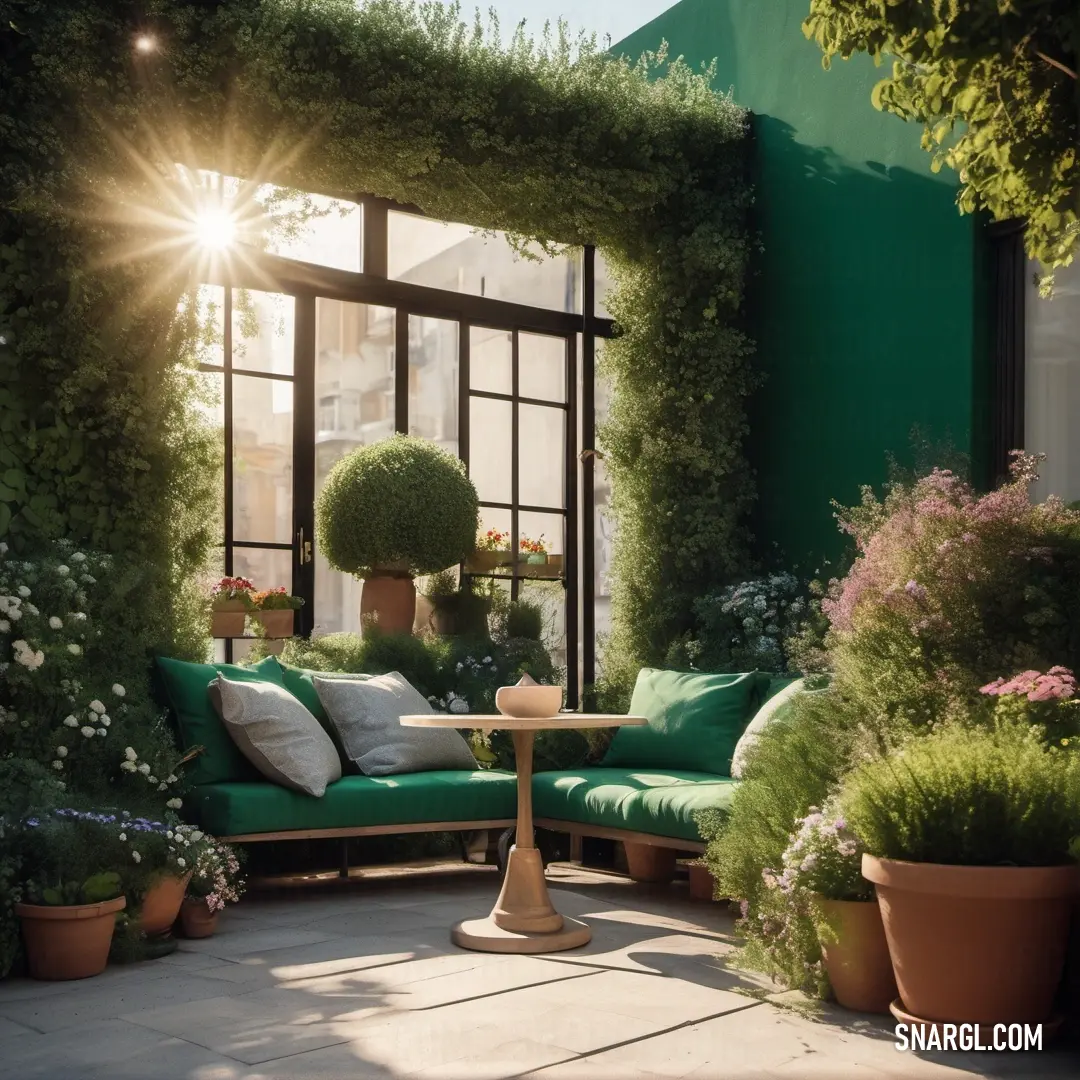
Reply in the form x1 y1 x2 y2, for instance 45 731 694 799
210 577 255 638
252 588 303 638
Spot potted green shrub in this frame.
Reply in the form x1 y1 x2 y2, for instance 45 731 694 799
180 837 245 939
252 587 303 638
210 576 255 638
12 809 127 980
422 571 490 637
316 435 479 633
768 801 896 1013
842 720 1080 1028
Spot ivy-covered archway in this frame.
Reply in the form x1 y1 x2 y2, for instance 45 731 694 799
0 0 754 691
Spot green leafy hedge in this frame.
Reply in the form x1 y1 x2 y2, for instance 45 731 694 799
316 435 479 577
1 0 753 706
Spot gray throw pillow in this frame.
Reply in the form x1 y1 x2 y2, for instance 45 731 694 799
209 675 342 797
313 671 478 776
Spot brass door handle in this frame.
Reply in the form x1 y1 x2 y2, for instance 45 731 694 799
299 527 313 565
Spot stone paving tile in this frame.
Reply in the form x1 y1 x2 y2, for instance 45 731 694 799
0 1014 35 1041
178 925 343 960
0 969 239 1033
178 927 452 988
0 1017 206 1080
121 989 356 1066
286 952 602 1020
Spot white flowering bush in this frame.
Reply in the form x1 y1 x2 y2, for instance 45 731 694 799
666 571 829 675
0 542 183 803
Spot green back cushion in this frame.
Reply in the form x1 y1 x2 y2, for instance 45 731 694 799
601 669 766 776
156 654 283 785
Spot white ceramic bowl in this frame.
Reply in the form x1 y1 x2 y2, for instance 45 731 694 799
495 684 564 719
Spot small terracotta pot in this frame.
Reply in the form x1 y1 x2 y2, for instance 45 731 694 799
179 897 220 939
624 842 677 883
360 573 416 634
863 854 1080 1024
15 896 126 980
816 897 898 1014
255 609 294 638
138 873 192 937
210 599 247 638
688 863 717 901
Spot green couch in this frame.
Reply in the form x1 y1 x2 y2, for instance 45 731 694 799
532 670 796 860
156 655 793 875
155 656 517 854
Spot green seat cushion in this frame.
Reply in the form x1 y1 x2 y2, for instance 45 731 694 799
602 669 766 776
191 769 517 837
532 768 739 844
156 655 284 786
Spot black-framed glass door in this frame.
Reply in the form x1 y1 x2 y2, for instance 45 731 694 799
200 194 612 697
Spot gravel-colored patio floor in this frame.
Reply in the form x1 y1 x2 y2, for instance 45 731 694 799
0 863 1074 1079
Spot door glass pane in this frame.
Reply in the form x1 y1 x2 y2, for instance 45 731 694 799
518 405 565 508
520 579 566 668
518 510 565 560
268 195 362 273
388 211 580 313
469 397 512 503
409 315 458 454
470 327 512 395
233 547 293 596
195 370 225 548
519 333 566 403
232 290 295 375
233 374 293 544
314 300 397 636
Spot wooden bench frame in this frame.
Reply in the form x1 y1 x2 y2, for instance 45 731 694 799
222 818 516 879
534 818 706 861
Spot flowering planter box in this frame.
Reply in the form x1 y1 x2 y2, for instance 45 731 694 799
466 550 512 573
254 610 295 638
210 600 247 639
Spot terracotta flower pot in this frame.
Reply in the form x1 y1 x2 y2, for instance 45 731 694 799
179 897 220 939
15 896 126 980
255 609 295 638
210 599 247 638
816 897 898 1014
863 854 1080 1024
138 873 192 937
360 573 416 634
688 863 717 901
624 842 677 883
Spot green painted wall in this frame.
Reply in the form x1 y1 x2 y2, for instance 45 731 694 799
616 0 988 567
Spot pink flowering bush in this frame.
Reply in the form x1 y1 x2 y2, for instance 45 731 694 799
979 666 1080 748
823 453 1080 727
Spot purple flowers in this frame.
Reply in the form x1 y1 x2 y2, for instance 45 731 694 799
980 667 1076 702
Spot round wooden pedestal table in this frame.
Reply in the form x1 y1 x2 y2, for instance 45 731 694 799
399 713 646 954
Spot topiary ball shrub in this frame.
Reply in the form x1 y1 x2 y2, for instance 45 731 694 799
316 435 479 577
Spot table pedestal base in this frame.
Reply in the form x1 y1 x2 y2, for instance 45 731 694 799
451 845 592 954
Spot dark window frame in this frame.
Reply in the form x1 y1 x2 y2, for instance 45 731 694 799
199 195 612 703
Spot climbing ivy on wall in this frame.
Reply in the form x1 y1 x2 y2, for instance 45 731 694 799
0 0 753 693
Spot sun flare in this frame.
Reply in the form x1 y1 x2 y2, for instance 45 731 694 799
191 206 238 251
